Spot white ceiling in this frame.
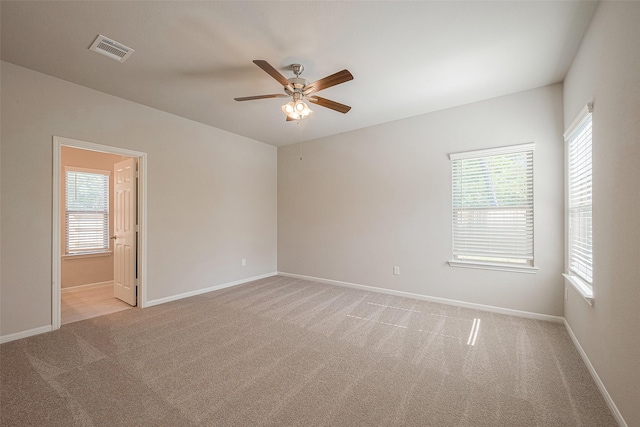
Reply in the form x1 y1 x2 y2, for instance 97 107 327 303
1 1 598 146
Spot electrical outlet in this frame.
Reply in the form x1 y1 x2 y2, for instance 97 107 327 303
393 266 400 275
242 259 246 267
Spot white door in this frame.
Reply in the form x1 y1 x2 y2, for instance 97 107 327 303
113 158 137 306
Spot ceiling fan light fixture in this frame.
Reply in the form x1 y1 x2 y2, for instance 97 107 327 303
300 103 313 118
282 100 313 120
284 102 295 114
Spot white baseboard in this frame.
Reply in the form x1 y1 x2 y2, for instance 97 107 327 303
145 272 278 307
277 272 564 323
0 325 53 344
563 320 627 427
61 281 113 293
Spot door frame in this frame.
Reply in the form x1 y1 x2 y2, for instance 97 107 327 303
52 136 148 330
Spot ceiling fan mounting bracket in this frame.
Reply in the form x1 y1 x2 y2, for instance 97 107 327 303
291 63 304 77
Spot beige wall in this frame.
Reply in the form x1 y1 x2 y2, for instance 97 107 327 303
0 62 277 336
279 84 565 317
60 146 127 288
563 2 640 426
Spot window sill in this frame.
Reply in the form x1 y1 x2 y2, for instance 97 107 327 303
63 251 112 260
448 260 538 274
563 273 594 306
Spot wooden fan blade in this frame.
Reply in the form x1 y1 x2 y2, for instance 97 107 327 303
307 96 351 114
303 69 353 95
234 94 287 101
286 115 296 122
253 60 294 92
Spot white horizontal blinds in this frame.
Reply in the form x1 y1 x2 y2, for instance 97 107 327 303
65 169 109 254
451 144 534 265
567 112 593 283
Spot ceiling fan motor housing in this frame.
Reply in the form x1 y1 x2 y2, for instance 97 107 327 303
284 77 308 96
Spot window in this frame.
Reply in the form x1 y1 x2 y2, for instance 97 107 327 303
565 104 593 289
448 143 536 272
65 168 110 255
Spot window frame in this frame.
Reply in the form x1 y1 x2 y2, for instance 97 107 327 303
448 143 538 274
563 103 594 304
64 166 111 256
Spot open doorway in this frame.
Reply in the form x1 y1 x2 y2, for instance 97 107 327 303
52 136 147 329
60 147 132 324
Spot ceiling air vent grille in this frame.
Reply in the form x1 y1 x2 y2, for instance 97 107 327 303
89 35 134 63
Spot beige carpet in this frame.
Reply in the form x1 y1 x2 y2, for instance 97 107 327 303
1 275 616 426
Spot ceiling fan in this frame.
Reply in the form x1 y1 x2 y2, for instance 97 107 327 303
234 60 353 121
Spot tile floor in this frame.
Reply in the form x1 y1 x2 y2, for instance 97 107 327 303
61 283 133 325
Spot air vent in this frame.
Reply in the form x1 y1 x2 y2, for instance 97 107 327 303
89 35 134 63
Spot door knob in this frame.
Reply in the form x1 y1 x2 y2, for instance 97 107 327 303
110 236 117 240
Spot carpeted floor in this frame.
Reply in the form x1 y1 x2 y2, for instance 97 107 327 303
1 275 616 426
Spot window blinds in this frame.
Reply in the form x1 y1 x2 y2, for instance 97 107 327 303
450 144 534 265
566 111 593 283
65 169 110 254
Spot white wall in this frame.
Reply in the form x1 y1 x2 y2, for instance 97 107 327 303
563 2 640 426
279 84 565 316
0 62 277 336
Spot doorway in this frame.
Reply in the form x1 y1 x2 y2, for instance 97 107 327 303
52 136 147 329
